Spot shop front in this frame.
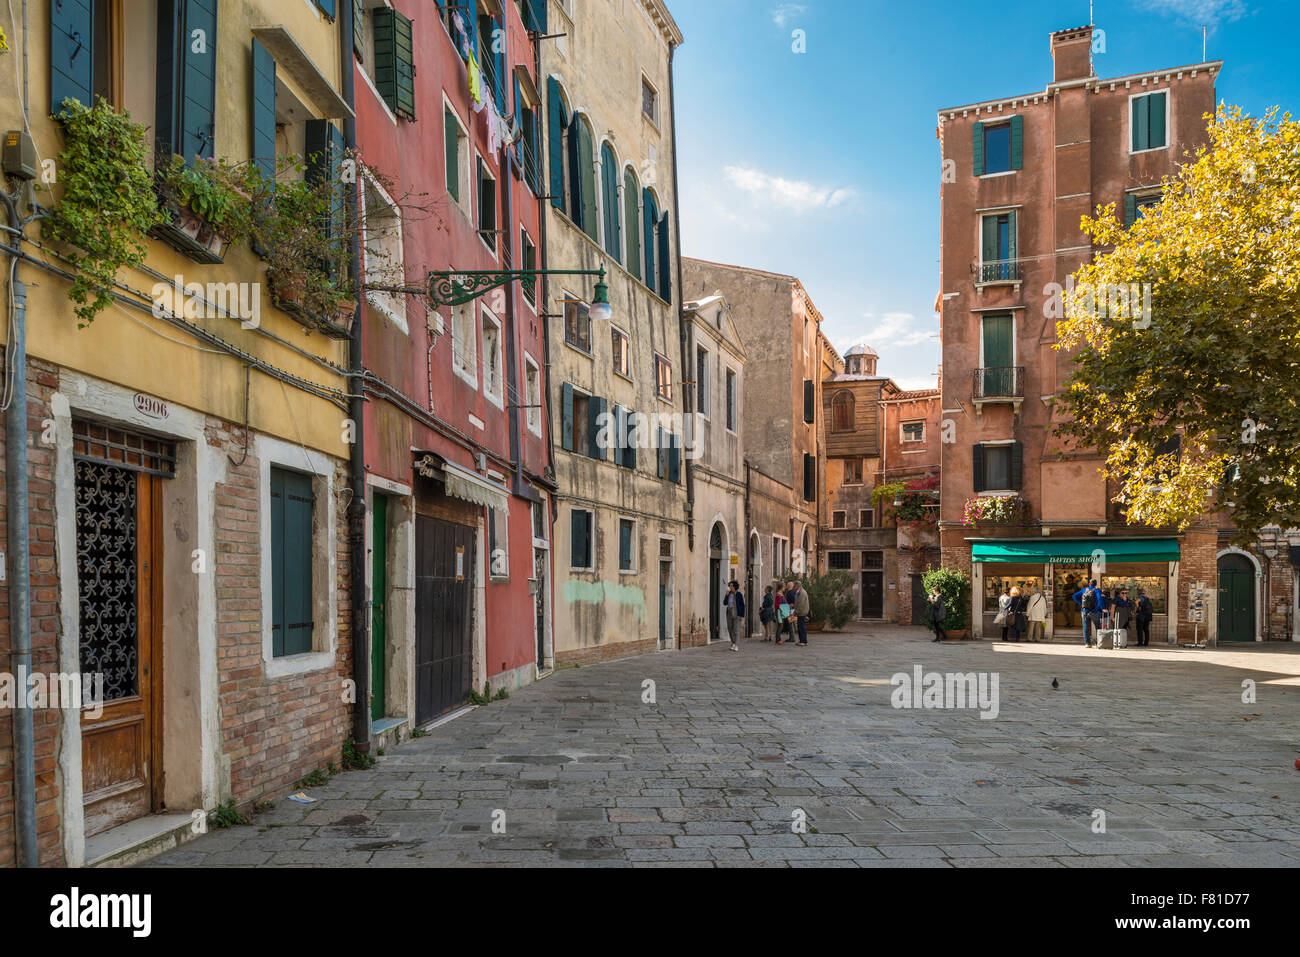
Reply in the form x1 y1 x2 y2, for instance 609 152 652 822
971 538 1181 642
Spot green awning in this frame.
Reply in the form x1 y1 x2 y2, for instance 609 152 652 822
971 538 1181 565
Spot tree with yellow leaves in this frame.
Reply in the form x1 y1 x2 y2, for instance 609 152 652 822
1053 106 1300 539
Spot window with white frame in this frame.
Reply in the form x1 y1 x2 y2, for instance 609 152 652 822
641 76 659 126
452 302 478 385
520 228 538 307
564 295 592 353
362 172 407 331
655 354 673 401
443 103 471 219
831 511 846 529
525 356 543 436
481 309 504 405
902 420 925 443
477 154 497 253
618 517 637 573
612 326 630 378
859 509 875 529
570 507 594 571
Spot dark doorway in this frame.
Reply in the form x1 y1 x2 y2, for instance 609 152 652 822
709 523 724 641
910 574 928 626
371 494 388 722
415 515 475 723
861 571 884 619
1217 554 1256 642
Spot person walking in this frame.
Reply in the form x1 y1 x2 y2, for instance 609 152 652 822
790 580 811 646
1134 589 1153 647
926 585 948 643
724 581 745 652
776 581 794 644
995 585 1012 642
1026 584 1048 642
1073 580 1102 647
759 585 776 642
1006 587 1027 641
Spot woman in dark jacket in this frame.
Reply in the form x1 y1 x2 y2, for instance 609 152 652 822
1007 587 1028 642
927 586 948 643
759 586 776 641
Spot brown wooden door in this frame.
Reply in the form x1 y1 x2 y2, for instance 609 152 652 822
76 461 164 837
415 516 475 724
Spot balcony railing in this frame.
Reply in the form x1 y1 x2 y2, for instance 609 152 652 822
973 259 1024 284
973 367 1025 400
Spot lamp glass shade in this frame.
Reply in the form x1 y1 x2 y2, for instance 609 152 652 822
590 281 612 322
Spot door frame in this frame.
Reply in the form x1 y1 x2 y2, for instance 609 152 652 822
1216 547 1261 642
861 570 884 620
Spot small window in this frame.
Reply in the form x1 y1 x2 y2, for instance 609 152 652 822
525 358 542 435
520 229 537 307
828 552 852 571
655 355 673 401
618 518 636 573
859 509 875 529
725 369 737 432
843 459 863 485
832 392 855 432
570 509 594 570
659 537 673 559
861 551 884 570
564 297 591 352
488 506 509 579
532 501 548 543
477 156 497 252
482 309 503 405
362 173 408 331
641 77 659 125
567 389 593 455
831 511 847 530
452 303 478 384
1132 91 1168 153
846 356 861 375
444 106 470 217
977 444 1015 492
612 327 630 378
982 122 1011 174
696 346 709 416
902 421 925 443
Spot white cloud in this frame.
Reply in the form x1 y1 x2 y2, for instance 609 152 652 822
771 4 807 27
893 374 940 392
854 312 937 350
723 165 856 212
1137 0 1247 27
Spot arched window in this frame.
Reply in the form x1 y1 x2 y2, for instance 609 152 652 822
600 143 621 261
832 391 855 432
643 189 659 296
546 77 569 215
568 115 597 241
624 168 641 281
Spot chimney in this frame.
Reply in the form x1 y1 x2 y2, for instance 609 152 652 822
1050 25 1094 83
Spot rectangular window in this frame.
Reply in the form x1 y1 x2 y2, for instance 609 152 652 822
444 106 470 215
564 297 591 352
570 509 593 570
843 459 863 485
532 500 548 542
980 313 1015 396
979 212 1017 280
642 77 659 125
803 380 815 424
566 390 593 456
803 453 817 503
655 355 673 401
861 551 884 570
488 506 509 579
525 358 542 436
828 552 852 571
452 303 478 384
618 518 636 572
270 467 315 658
831 511 846 530
612 327 630 378
725 369 737 432
974 442 1023 493
482 309 503 405
902 420 925 443
1132 91 1168 153
477 156 497 252
859 509 875 529
696 346 709 416
982 122 1011 174
520 228 537 306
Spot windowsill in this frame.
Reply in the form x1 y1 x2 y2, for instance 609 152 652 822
614 370 633 383
978 489 1018 497
979 169 1017 179
490 576 510 584
266 649 335 680
564 340 594 358
453 364 479 389
619 568 637 576
656 395 674 406
527 425 544 439
1130 145 1169 156
485 389 505 410
725 428 738 437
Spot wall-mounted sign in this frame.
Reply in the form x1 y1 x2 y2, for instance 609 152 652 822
133 393 169 419
456 546 465 582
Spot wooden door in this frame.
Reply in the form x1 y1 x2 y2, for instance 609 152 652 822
76 461 163 837
415 516 475 723
861 571 884 619
1217 555 1255 642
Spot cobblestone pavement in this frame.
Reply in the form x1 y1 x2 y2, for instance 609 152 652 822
148 626 1300 868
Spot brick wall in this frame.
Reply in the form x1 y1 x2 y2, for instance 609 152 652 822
209 419 353 806
1174 527 1218 644
0 355 66 867
555 636 658 667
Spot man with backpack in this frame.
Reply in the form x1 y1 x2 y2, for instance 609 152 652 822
1073 580 1102 647
1134 589 1154 647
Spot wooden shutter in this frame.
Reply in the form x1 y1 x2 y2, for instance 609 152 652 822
523 0 548 32
625 172 642 280
1007 209 1018 264
803 454 816 502
972 445 986 494
669 435 681 485
588 396 606 460
50 0 94 114
1009 115 1023 170
445 110 460 203
352 0 365 61
156 0 219 161
560 383 574 452
643 190 658 294
624 412 638 470
1010 441 1024 491
570 511 588 568
657 213 671 302
981 214 997 266
1133 95 1149 152
547 78 568 212
315 0 337 19
373 7 415 119
1124 194 1137 227
972 121 985 176
982 314 1013 369
657 428 668 480
306 120 347 254
271 468 315 658
578 122 598 241
251 38 277 180
803 380 815 424
1149 92 1166 149
601 145 621 260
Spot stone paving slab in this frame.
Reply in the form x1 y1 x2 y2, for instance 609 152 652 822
146 626 1300 868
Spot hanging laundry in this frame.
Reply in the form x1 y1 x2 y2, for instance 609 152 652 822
453 11 471 60
467 51 483 104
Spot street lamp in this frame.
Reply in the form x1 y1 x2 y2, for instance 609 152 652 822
589 278 612 323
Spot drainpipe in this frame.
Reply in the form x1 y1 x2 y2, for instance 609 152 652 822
744 459 752 636
340 6 370 751
500 100 525 499
666 41 693 554
2 180 37 867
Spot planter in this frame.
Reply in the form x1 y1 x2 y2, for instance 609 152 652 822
152 199 228 264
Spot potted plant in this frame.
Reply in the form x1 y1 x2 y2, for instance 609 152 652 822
153 155 256 264
792 571 857 631
922 566 973 639
962 494 1031 531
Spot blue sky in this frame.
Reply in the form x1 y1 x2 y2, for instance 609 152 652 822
670 0 1300 389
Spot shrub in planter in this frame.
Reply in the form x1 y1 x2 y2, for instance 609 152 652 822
154 154 259 261
921 566 972 632
792 570 857 630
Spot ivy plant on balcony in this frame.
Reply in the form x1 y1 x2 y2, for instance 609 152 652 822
873 476 940 534
962 494 1031 530
43 97 166 324
154 154 259 264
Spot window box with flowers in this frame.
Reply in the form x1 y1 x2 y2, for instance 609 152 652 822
962 494 1031 530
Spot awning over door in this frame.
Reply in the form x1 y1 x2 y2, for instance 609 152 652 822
414 453 509 512
971 538 1181 564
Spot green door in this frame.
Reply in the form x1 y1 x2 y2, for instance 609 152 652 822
1217 554 1255 642
371 494 388 721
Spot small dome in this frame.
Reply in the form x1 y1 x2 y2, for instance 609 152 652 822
845 343 878 358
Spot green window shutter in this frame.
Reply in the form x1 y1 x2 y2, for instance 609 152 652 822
1149 91 1166 149
272 468 316 658
657 213 672 302
803 454 816 502
157 0 218 161
1007 209 1018 264
588 396 606 460
373 7 415 119
523 0 548 33
643 190 658 294
972 445 986 494
981 214 997 266
547 78 568 212
315 0 337 20
1133 95 1149 152
972 121 985 176
579 124 598 241
1009 115 1023 170
657 428 667 480
560 383 574 452
601 145 621 260
1124 193 1137 227
612 405 625 466
624 412 639 470
445 109 460 203
271 468 286 657
669 435 681 485
50 0 94 114
1010 442 1024 491
982 314 1013 369
569 510 585 568
306 119 347 245
352 0 365 62
251 38 277 180
624 172 642 280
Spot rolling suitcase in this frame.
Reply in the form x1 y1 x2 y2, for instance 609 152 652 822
1097 629 1127 649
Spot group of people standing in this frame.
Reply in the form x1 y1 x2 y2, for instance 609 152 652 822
757 581 811 647
1071 580 1154 647
994 584 1050 642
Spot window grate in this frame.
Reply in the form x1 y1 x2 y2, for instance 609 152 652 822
73 420 178 478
